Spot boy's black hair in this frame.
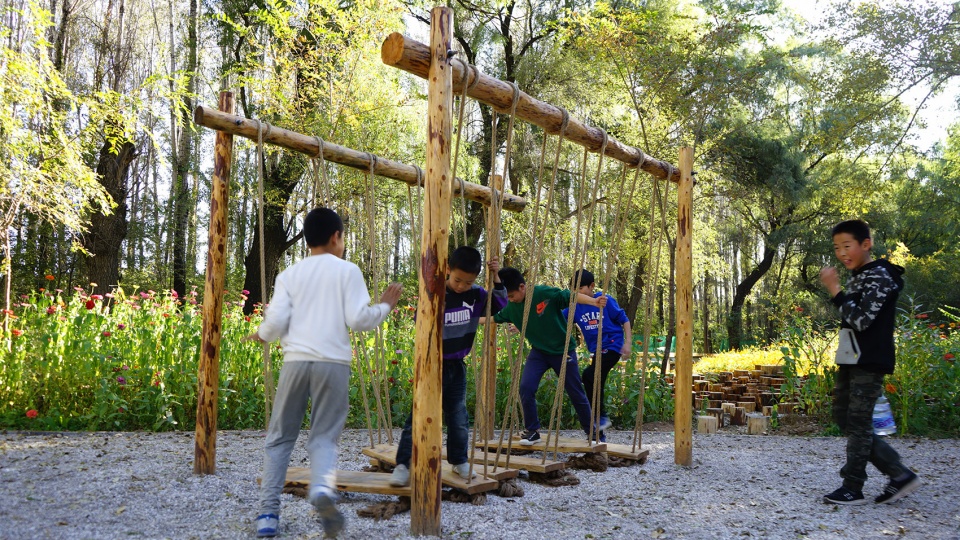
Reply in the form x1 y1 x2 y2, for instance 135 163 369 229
831 219 871 244
571 269 595 289
498 267 525 293
303 207 343 247
449 246 483 275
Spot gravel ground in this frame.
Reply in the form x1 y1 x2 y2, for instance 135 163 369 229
1 428 958 540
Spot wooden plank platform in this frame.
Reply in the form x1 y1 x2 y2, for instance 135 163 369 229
476 435 606 454
360 445 499 495
283 467 411 496
459 448 565 474
603 442 650 463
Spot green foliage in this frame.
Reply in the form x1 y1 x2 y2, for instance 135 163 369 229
778 309 836 424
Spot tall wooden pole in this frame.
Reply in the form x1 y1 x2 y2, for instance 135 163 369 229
479 175 504 439
674 146 694 467
410 7 452 536
194 91 235 475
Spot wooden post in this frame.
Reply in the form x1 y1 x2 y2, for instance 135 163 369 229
194 91 234 475
479 175 504 440
674 146 693 467
410 7 452 537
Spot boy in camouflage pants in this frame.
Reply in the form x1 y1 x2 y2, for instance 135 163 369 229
819 219 920 505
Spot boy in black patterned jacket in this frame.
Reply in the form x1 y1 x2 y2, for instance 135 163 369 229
819 219 920 505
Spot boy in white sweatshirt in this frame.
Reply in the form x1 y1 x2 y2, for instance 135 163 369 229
245 207 402 538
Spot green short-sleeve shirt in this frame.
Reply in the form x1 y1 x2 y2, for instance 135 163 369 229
493 285 577 355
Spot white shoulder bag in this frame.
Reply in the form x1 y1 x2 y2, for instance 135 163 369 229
834 328 861 365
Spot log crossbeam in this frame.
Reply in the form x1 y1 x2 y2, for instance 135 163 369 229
381 33 679 182
192 106 527 212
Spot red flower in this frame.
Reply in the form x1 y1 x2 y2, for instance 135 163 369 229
917 313 929 319
85 299 95 310
162 313 170 318
26 409 38 419
46 306 57 314
11 329 23 337
885 383 897 394
945 353 955 360
44 274 55 281
388 377 396 383
244 316 251 322
102 331 112 337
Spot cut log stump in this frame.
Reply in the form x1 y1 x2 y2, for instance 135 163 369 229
697 415 718 434
747 414 770 435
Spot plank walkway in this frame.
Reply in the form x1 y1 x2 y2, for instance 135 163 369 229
360 444 499 495
282 468 411 497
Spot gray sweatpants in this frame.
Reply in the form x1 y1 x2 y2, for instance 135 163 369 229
259 361 350 516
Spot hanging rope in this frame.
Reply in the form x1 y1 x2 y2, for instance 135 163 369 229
255 119 275 430
550 130 609 456
450 59 479 247
632 173 671 452
311 135 331 207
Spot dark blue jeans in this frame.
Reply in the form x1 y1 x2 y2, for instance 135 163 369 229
581 350 622 418
833 366 908 490
396 358 469 467
519 348 593 433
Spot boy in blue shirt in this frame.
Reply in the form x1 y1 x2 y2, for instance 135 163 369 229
563 270 631 441
493 267 607 445
389 246 507 486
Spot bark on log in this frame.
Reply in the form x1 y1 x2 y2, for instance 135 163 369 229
674 147 694 467
193 106 527 213
410 8 452 536
194 91 234 475
381 33 679 182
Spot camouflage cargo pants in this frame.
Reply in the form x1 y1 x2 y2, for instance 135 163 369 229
833 366 909 490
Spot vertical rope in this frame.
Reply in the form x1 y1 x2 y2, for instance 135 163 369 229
256 120 274 430
633 174 671 452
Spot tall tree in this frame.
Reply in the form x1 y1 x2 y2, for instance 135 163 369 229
169 0 200 298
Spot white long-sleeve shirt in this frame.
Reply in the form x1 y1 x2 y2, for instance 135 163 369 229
256 253 391 365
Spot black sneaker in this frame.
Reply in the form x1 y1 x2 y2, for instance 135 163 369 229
823 486 868 505
875 471 921 504
518 429 540 446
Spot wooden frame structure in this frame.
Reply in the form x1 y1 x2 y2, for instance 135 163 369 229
383 7 692 536
192 5 693 539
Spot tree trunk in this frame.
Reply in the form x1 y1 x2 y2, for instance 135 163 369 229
241 153 306 313
170 0 199 298
82 136 136 296
726 244 777 350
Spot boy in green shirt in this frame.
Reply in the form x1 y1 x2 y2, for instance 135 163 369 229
493 267 606 444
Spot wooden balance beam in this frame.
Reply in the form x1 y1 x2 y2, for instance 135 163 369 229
477 435 607 454
603 442 651 463
361 445 500 495
281 468 412 497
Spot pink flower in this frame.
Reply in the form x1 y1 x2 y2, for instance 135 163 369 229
92 294 103 300
26 409 38 419
140 292 150 299
171 290 179 298
116 376 126 385
117 323 126 330
242 290 250 295
46 306 57 314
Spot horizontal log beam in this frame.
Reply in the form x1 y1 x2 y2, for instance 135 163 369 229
193 105 528 212
381 32 679 182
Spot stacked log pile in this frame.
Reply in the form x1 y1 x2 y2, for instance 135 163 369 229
667 365 806 434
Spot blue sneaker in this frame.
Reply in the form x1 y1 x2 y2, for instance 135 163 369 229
255 513 279 537
598 416 613 432
309 489 345 538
